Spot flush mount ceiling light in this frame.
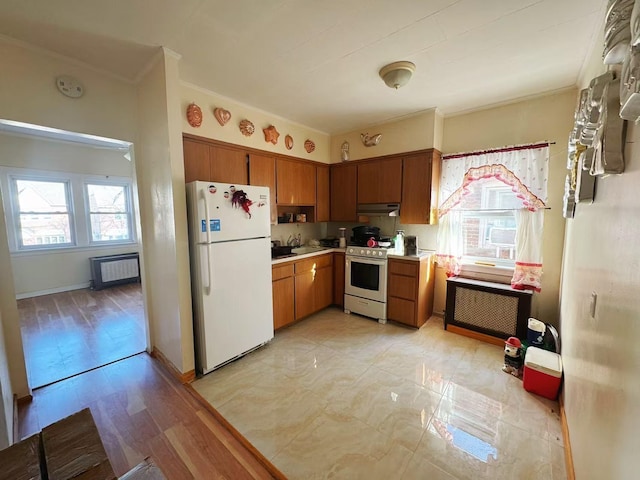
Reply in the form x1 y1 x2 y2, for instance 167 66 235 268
379 61 416 89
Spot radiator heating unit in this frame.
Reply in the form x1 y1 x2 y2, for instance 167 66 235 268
90 253 140 290
444 277 531 340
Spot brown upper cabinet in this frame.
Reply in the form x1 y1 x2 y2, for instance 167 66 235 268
276 158 316 205
357 157 403 204
330 164 357 222
316 165 330 222
400 150 441 225
183 138 210 183
248 153 277 224
183 137 248 185
210 145 248 185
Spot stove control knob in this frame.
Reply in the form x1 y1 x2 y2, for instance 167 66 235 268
378 251 383 256
360 250 364 255
366 250 371 255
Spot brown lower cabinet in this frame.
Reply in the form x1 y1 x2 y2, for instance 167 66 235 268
272 253 334 330
271 263 295 330
387 256 435 328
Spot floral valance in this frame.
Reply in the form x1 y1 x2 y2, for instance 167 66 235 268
439 144 549 215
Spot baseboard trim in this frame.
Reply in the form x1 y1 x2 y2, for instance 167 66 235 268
16 282 90 300
559 393 575 480
446 324 505 346
150 347 195 384
185 384 287 480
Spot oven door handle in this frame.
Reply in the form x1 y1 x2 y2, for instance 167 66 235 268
346 255 387 266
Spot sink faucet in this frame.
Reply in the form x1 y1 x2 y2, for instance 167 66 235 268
287 234 302 247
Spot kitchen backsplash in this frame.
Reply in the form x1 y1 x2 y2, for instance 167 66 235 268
272 218 438 249
271 223 326 246
325 217 439 250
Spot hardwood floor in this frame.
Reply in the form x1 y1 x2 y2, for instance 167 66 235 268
18 353 279 479
17 284 146 388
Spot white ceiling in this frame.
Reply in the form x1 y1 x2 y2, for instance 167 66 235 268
0 0 607 134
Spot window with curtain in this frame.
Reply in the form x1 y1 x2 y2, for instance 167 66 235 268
436 144 549 292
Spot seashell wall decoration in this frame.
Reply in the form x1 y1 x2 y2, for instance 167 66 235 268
263 125 280 144
239 119 255 136
304 139 315 153
186 103 203 128
213 107 231 126
361 132 382 147
284 134 294 150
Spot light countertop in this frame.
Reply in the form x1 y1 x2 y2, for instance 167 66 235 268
271 247 435 264
271 247 345 265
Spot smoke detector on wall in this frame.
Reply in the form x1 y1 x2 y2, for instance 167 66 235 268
55 75 84 98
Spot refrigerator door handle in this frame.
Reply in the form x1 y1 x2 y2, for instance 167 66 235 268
200 188 212 245
206 244 212 294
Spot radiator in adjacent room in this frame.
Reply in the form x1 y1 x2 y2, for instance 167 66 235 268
90 253 140 290
444 277 532 340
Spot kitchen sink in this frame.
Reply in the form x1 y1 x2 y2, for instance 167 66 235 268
291 246 329 255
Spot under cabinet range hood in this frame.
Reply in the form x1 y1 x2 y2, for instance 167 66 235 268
356 203 400 217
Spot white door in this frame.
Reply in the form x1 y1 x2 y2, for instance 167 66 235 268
198 236 274 374
188 181 270 244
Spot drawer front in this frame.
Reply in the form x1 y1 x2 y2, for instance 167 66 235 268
272 263 294 281
388 274 417 300
388 296 416 326
294 254 333 274
389 260 418 277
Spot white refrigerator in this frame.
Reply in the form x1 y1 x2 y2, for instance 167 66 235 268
186 181 274 375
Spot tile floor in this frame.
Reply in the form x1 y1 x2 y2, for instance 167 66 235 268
193 308 566 480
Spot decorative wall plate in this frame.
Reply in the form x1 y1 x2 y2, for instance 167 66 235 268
239 119 255 136
214 107 231 126
263 125 280 144
603 0 633 64
304 139 315 153
187 103 203 128
285 134 293 150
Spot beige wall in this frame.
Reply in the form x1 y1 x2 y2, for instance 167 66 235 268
181 83 331 163
136 51 194 374
0 134 139 297
558 26 640 478
439 90 575 325
0 309 11 448
0 38 137 142
0 196 28 399
330 109 442 163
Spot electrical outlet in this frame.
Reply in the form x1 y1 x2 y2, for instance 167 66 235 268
590 292 597 318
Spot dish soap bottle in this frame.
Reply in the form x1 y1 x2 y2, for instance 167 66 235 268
394 230 405 255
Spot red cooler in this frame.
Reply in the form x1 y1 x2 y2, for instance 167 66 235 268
523 347 563 400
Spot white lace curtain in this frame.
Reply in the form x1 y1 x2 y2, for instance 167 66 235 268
436 144 549 291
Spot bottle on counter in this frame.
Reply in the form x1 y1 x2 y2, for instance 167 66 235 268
394 230 405 255
338 228 347 248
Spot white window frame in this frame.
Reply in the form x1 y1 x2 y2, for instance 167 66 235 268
459 180 520 272
0 167 136 254
9 175 77 251
461 209 516 269
84 180 135 245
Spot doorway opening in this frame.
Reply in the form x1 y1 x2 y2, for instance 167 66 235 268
0 120 149 389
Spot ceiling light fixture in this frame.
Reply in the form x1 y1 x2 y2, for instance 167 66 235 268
379 61 416 89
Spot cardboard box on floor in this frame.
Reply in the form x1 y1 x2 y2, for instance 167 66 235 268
0 408 166 480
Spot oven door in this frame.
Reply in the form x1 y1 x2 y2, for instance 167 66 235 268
345 255 387 303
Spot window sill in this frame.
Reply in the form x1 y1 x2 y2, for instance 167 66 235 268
10 242 138 257
459 262 513 285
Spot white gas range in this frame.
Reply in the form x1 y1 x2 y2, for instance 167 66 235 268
344 245 392 324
